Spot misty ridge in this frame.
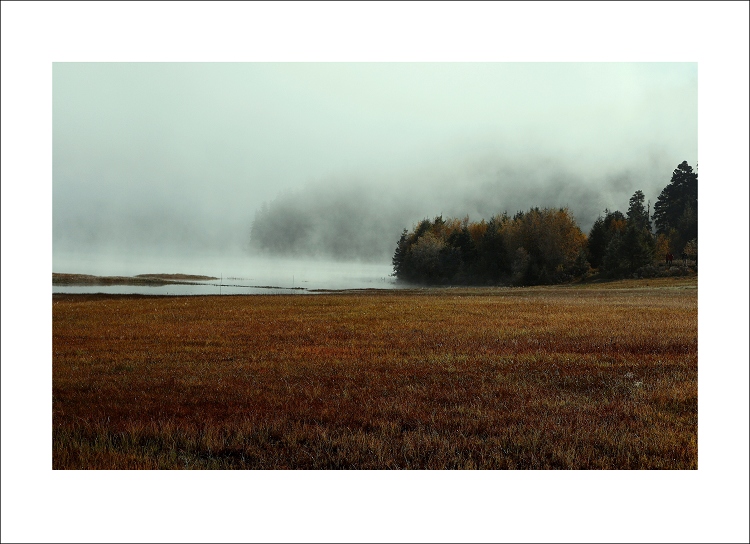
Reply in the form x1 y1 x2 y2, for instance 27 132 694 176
249 159 660 263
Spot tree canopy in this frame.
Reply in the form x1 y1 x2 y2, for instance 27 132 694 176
393 208 587 285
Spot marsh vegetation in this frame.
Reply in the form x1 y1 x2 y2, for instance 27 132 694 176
53 277 697 469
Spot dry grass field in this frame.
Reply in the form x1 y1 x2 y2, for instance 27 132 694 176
52 277 697 469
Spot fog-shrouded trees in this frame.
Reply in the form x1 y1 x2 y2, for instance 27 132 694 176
652 161 698 256
250 184 410 262
583 161 698 278
394 159 701 286
393 207 587 285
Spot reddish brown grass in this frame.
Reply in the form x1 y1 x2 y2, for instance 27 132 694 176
53 278 697 469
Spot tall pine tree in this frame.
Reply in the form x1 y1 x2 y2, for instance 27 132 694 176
600 191 655 277
652 161 698 251
627 190 652 232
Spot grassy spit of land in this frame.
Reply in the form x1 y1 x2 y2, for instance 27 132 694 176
53 273 219 286
53 276 697 469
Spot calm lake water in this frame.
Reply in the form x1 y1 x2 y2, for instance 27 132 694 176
52 252 401 295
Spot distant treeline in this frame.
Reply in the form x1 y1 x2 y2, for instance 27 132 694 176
393 161 698 285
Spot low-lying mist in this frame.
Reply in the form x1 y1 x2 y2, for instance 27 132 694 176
53 146 692 270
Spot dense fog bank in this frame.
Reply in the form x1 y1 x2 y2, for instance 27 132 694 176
249 158 679 262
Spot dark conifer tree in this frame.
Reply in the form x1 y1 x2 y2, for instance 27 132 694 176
627 190 652 232
392 229 409 278
652 161 698 251
600 191 656 276
587 217 608 269
587 209 626 269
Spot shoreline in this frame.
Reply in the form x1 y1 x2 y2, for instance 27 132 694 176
53 272 697 291
52 272 219 286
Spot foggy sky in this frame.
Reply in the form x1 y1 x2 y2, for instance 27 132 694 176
53 62 697 262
